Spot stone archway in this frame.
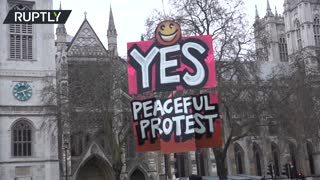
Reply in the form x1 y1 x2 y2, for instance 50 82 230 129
234 143 245 174
76 155 113 180
129 169 146 180
306 141 315 175
253 143 262 176
271 142 280 176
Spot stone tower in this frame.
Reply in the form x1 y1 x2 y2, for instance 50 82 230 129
254 0 287 62
283 0 320 72
107 5 118 56
0 0 59 179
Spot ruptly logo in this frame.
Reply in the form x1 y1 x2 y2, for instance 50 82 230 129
3 10 71 24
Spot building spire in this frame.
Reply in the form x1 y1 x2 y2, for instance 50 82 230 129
266 0 274 17
108 5 116 31
107 4 118 56
275 6 278 17
56 1 67 43
267 0 271 11
255 5 259 19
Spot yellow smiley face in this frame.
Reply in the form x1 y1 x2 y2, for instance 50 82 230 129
155 20 182 46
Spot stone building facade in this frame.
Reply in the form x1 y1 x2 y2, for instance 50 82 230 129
0 0 59 179
226 0 320 177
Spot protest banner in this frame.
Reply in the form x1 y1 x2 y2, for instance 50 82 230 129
127 20 221 153
131 93 222 153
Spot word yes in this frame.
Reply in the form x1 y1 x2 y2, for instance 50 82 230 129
128 39 209 93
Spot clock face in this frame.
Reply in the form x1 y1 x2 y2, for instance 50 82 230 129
13 82 32 101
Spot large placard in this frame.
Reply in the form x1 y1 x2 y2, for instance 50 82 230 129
127 35 216 95
131 93 222 153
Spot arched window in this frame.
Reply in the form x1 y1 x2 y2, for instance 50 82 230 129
279 36 288 62
289 142 298 177
126 131 136 158
196 150 206 176
130 169 146 180
314 17 320 46
253 143 262 176
268 118 278 135
12 120 33 157
174 153 187 177
307 142 315 174
70 132 83 156
234 143 245 174
271 143 280 176
199 151 206 176
9 4 33 60
296 20 302 50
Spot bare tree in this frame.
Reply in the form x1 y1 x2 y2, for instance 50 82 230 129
143 0 269 179
263 52 320 173
43 56 131 180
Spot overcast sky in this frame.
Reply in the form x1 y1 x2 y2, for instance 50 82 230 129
53 0 284 57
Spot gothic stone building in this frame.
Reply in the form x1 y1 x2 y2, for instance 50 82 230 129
226 0 320 177
55 5 217 180
0 0 59 179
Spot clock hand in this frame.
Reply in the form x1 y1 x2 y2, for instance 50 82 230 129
16 90 26 96
16 87 31 95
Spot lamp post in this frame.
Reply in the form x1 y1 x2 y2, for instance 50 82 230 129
64 139 69 180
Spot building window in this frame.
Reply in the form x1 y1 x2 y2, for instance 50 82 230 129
234 143 245 174
12 120 33 157
289 143 298 177
174 153 187 177
296 20 302 50
271 143 280 176
316 50 320 71
9 4 33 60
307 142 315 175
253 143 262 176
70 132 83 156
126 129 136 158
268 118 278 135
279 36 288 62
314 17 320 46
196 150 206 176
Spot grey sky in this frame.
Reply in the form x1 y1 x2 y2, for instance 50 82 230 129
53 0 284 57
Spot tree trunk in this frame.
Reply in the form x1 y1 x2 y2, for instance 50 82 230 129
213 148 228 180
113 160 123 180
114 171 121 180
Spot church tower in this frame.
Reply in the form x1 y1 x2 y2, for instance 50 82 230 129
254 0 286 62
283 0 320 69
0 0 59 179
107 5 118 56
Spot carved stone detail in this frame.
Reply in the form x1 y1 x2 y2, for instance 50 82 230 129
68 22 107 57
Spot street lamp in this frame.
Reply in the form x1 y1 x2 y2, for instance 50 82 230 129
64 139 69 180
